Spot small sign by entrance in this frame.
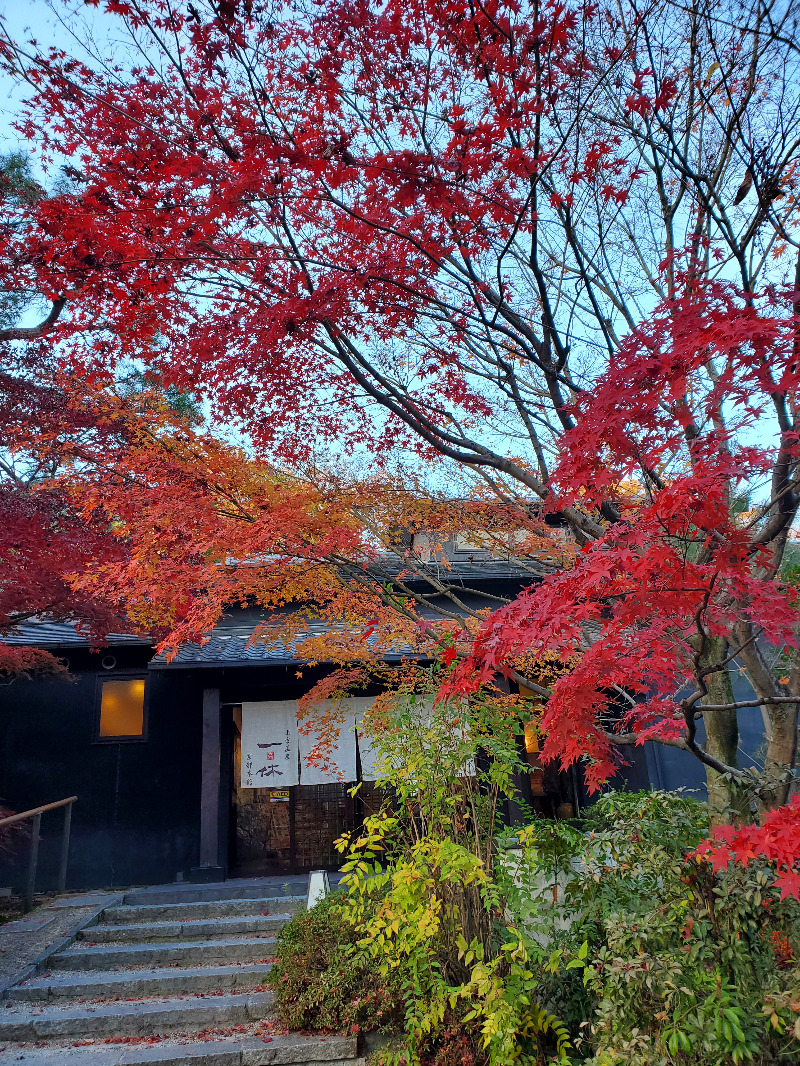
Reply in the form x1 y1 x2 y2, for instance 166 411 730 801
269 789 290 802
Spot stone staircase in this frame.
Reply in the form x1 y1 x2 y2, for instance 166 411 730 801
0 879 362 1066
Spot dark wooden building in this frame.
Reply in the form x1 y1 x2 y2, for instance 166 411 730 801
0 608 397 890
0 547 766 892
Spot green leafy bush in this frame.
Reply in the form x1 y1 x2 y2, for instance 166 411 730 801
513 791 800 1065
336 691 574 1066
267 891 405 1034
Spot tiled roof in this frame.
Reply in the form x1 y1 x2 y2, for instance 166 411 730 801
1 617 423 669
150 622 420 670
2 557 541 668
367 556 546 584
1 620 150 648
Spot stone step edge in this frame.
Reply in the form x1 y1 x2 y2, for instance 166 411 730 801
0 990 275 1042
0 1032 359 1066
49 939 278 973
121 884 309 906
56 935 278 957
108 895 306 910
9 962 273 1001
80 915 293 940
0 989 275 1019
101 898 306 923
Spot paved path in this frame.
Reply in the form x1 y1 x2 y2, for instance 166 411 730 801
0 891 121 995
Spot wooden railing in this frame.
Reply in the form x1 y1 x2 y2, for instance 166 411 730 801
0 797 77 911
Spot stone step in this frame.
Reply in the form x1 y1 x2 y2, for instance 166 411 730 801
7 962 273 1002
51 936 278 970
78 915 293 943
0 990 275 1042
0 1032 359 1066
123 881 308 906
101 898 305 925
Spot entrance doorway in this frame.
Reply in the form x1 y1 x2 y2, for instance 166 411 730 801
230 705 292 874
229 706 375 874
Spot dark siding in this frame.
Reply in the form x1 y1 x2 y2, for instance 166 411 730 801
642 668 767 799
0 637 778 890
0 656 341 890
0 652 204 890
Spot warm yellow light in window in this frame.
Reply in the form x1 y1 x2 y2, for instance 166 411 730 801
100 679 145 737
523 720 539 754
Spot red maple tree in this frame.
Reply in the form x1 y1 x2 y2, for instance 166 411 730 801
0 290 130 677
1 0 799 821
445 279 800 815
695 795 800 901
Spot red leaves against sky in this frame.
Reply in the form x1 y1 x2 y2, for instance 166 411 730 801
444 284 800 791
552 282 798 507
0 0 645 460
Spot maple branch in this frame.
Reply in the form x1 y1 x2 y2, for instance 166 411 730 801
0 298 65 342
602 724 747 781
680 716 748 781
696 697 800 711
0 607 59 631
321 325 608 542
506 670 550 700
741 472 800 533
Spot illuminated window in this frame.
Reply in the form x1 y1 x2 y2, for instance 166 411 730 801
522 719 545 796
99 679 146 738
523 720 539 754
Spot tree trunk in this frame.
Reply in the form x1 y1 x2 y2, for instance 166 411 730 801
760 702 798 816
700 637 749 827
733 622 800 819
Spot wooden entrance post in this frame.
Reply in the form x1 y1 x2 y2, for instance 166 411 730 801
192 687 226 882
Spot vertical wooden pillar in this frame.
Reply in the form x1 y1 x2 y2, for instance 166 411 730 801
58 803 73 893
23 812 42 912
193 687 226 881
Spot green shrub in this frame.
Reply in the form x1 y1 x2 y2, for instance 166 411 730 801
336 691 574 1066
269 684 574 1065
267 891 405 1034
513 790 800 1065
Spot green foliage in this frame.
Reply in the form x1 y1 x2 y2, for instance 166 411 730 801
0 152 45 332
0 152 42 207
117 367 203 424
512 791 800 1065
779 540 800 585
336 688 572 1066
267 891 405 1034
273 701 800 1066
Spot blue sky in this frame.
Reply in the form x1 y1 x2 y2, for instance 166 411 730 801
0 1 114 156
0 1 56 151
